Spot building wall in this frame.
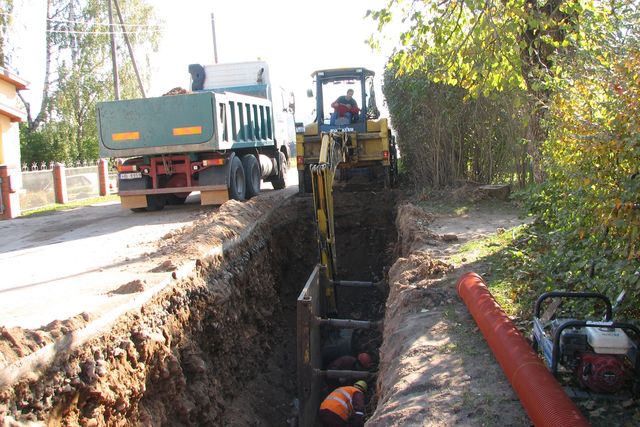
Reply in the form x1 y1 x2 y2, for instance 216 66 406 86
0 79 15 103
0 114 21 167
0 78 23 168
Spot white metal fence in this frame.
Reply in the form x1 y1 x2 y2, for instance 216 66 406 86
19 161 111 211
66 166 100 202
20 169 56 211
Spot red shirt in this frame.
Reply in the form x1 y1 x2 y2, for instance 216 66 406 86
328 355 358 370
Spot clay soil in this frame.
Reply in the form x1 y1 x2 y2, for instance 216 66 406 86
1 191 317 426
2 184 639 426
0 186 397 426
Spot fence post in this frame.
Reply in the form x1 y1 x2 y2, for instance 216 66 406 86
0 165 22 219
53 163 68 204
98 158 109 196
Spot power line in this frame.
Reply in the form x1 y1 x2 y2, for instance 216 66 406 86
47 28 163 35
48 17 164 29
0 11 164 29
0 24 163 36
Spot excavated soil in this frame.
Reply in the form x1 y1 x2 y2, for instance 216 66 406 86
0 193 316 426
0 187 398 426
3 184 636 427
370 192 640 427
369 199 531 426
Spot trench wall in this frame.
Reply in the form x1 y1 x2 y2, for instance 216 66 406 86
0 197 315 426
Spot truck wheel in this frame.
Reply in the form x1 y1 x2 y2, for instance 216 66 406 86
241 154 261 198
229 156 246 201
167 194 188 205
146 195 165 211
271 152 287 190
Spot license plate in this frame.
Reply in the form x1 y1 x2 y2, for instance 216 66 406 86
119 172 143 180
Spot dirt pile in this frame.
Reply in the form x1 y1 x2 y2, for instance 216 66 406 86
369 202 530 426
0 313 94 370
0 195 315 426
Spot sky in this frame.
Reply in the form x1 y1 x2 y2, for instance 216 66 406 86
8 0 400 121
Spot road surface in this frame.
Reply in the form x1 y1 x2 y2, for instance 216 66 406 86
0 169 298 330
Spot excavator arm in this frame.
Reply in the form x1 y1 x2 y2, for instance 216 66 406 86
310 132 347 312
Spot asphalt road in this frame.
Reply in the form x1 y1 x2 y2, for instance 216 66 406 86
0 168 298 330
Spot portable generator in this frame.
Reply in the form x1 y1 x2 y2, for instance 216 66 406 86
532 291 640 394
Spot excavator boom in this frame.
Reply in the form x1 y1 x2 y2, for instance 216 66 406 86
310 132 348 312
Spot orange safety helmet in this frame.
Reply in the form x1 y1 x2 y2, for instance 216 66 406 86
357 353 372 369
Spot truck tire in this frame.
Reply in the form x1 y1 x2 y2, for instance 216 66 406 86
146 195 166 211
389 134 398 187
167 194 188 205
271 151 287 190
241 154 261 199
228 156 246 201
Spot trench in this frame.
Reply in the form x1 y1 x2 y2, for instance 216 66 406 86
0 190 397 426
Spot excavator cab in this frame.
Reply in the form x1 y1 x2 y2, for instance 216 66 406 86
311 68 374 132
296 67 396 193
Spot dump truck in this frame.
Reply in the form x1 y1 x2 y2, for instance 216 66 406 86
97 61 295 211
295 67 397 193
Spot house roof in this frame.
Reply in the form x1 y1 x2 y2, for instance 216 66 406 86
0 67 29 90
0 102 27 122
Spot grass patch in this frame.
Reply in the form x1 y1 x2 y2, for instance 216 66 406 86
485 279 520 316
449 224 531 318
21 194 119 217
450 224 527 265
437 342 458 354
417 199 472 216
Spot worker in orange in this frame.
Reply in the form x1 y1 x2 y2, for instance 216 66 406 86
318 380 368 427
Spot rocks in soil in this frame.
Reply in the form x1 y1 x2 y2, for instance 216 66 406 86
109 279 147 295
440 233 458 242
0 194 313 426
150 260 178 273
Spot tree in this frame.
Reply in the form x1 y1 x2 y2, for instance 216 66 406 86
0 0 14 67
367 0 620 182
19 0 160 163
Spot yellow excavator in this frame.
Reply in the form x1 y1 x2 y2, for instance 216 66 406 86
296 67 397 193
297 130 384 425
309 132 346 312
296 69 393 426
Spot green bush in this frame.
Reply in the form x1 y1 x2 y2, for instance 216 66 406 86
383 62 529 191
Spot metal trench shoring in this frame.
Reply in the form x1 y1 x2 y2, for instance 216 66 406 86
297 266 380 427
297 131 384 426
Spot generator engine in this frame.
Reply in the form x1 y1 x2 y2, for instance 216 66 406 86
532 291 640 395
549 320 631 393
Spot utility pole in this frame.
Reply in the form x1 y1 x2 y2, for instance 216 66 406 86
211 13 218 64
113 0 146 97
107 0 120 100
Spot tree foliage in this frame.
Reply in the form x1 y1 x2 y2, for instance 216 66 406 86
372 0 640 307
522 24 640 306
368 0 628 182
19 0 159 165
368 0 615 95
0 0 14 67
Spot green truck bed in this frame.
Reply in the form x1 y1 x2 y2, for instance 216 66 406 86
97 91 276 158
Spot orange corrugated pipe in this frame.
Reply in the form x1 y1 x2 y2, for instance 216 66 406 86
456 272 590 427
